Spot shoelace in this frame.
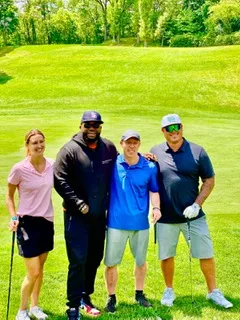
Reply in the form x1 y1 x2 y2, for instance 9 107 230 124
138 293 147 300
164 289 173 299
212 290 224 301
18 310 29 319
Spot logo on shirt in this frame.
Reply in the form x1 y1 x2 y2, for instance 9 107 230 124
102 159 112 164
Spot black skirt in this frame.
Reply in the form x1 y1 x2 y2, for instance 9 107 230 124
17 215 54 258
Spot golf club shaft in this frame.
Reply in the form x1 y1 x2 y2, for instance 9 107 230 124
187 220 193 304
6 231 15 320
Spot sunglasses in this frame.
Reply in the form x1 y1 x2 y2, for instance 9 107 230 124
164 124 181 133
84 122 101 129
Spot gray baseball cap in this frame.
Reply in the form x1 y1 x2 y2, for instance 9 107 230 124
121 129 140 141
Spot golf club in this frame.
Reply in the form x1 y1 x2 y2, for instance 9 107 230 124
153 222 157 301
6 231 15 320
187 220 193 304
153 223 162 320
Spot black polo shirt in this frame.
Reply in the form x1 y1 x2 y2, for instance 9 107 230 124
150 138 215 223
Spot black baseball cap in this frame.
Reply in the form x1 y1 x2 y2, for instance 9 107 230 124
81 111 104 124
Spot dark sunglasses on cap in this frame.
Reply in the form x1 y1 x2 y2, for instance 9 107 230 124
84 122 101 129
164 124 181 133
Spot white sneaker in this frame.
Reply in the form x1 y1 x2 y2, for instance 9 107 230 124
161 287 176 307
206 289 233 309
16 310 30 320
29 306 48 319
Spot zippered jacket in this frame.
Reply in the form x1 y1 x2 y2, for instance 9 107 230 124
54 132 118 218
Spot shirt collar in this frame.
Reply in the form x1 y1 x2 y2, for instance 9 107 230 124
164 138 188 153
23 157 50 172
118 153 144 168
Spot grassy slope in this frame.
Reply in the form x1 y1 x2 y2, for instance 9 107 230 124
0 45 239 319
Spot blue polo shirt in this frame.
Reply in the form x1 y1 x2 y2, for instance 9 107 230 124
107 154 159 231
150 139 215 223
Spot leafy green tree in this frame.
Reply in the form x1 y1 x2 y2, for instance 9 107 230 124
19 0 37 44
138 0 154 46
32 0 59 43
0 0 18 45
175 9 205 34
206 0 240 35
18 0 60 44
68 0 103 43
155 11 168 45
108 0 134 43
50 8 78 43
183 0 206 10
94 0 109 40
154 0 183 45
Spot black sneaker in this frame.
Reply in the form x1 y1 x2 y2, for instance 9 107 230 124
66 307 81 320
105 295 117 313
135 292 152 308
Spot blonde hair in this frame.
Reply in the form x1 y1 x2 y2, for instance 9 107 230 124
25 129 45 155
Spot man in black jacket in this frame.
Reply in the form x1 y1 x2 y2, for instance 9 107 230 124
54 111 118 320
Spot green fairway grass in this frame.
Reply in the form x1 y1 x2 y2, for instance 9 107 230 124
0 45 239 319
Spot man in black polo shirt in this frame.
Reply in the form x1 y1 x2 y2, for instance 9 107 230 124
150 114 233 309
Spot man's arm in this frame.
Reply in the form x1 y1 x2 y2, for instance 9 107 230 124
183 176 215 219
150 191 161 224
54 147 88 213
195 176 215 207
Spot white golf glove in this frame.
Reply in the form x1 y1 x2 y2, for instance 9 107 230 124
183 203 200 219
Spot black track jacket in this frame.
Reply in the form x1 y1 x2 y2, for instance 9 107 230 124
54 132 118 218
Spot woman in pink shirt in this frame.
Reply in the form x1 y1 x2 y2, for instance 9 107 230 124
7 129 54 320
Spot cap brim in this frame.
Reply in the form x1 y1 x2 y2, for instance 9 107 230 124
81 120 104 124
122 135 140 141
162 122 181 128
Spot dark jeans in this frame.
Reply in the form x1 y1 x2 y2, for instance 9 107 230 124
64 212 106 308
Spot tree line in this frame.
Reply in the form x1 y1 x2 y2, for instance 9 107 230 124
1 0 240 47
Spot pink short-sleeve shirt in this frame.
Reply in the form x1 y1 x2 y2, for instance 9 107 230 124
8 157 54 222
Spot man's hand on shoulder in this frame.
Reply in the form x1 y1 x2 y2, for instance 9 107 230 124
142 153 157 161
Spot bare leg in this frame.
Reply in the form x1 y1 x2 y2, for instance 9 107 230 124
161 257 174 288
19 257 41 310
135 262 146 290
200 258 216 293
31 252 48 307
105 266 118 295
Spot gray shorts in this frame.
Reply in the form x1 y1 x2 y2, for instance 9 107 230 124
104 228 149 267
157 216 214 260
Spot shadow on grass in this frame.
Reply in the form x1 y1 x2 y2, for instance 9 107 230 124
164 294 240 319
0 46 15 57
41 295 240 320
0 71 13 84
42 302 170 320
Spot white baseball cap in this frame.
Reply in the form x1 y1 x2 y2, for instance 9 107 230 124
161 114 182 128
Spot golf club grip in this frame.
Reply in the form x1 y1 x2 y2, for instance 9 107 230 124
154 223 157 244
11 231 15 259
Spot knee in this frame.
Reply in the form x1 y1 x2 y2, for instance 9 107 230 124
136 262 146 271
27 269 41 281
105 265 117 273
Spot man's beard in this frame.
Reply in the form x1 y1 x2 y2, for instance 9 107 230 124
83 131 100 143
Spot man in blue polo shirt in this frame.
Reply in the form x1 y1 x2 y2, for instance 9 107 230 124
150 113 233 309
104 129 161 313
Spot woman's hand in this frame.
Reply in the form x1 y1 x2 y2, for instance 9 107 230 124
9 217 19 232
